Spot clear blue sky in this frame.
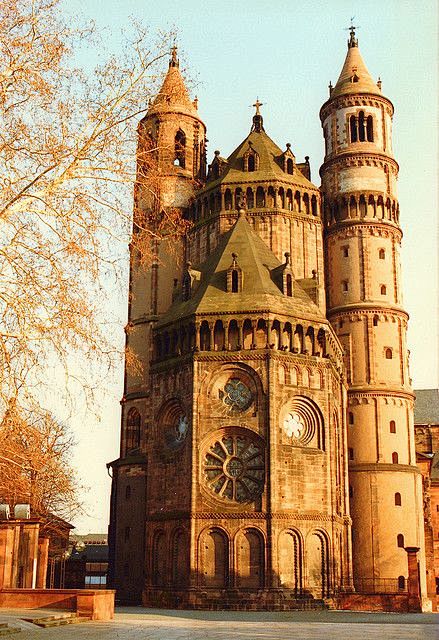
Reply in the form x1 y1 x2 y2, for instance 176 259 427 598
62 0 438 532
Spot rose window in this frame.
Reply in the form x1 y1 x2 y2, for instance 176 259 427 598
203 434 264 503
283 412 305 439
222 379 253 412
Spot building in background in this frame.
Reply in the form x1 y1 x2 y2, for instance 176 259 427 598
65 533 109 590
108 31 428 610
414 388 439 609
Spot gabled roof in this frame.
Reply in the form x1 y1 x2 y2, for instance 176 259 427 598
204 128 317 191
157 212 322 327
331 36 381 99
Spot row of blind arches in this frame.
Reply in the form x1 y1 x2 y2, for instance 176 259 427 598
151 526 331 596
189 187 319 222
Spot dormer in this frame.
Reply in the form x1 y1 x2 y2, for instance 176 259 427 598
182 261 201 301
282 143 296 175
243 142 260 172
271 252 295 296
226 253 243 293
207 150 228 182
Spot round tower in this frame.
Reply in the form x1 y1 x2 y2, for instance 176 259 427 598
319 28 427 601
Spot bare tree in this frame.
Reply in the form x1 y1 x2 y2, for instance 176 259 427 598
0 0 187 415
0 399 80 523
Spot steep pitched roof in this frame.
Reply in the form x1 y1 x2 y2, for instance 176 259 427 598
331 37 381 99
157 213 322 327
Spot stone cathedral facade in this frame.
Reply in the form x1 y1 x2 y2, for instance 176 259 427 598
108 31 428 609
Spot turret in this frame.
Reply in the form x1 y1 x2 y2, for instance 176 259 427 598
320 29 428 605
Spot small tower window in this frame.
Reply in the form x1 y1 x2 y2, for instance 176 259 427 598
358 111 365 142
350 115 358 142
342 280 349 292
367 115 374 142
385 348 393 359
174 129 186 168
392 451 399 464
231 269 239 292
395 492 402 506
373 315 379 326
380 285 387 295
397 534 404 548
342 246 349 257
390 420 396 433
379 248 385 259
286 158 294 174
248 154 256 171
348 447 354 460
348 411 354 425
286 273 293 297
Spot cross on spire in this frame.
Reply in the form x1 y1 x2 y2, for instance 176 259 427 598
346 18 359 48
170 45 179 67
253 98 263 115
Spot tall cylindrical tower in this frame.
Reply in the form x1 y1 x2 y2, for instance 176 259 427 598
319 28 427 601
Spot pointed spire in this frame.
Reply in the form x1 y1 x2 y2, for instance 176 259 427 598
330 31 381 99
148 46 198 117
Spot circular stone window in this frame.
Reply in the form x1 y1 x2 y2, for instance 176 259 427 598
283 412 305 439
222 378 253 412
203 433 264 503
164 412 189 449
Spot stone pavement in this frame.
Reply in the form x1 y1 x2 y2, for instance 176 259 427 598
0 607 437 639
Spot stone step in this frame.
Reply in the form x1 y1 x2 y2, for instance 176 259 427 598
23 614 91 628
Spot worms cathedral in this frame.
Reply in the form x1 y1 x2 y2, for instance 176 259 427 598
108 30 429 610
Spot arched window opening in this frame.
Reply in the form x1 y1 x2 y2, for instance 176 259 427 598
287 158 294 174
228 319 239 350
246 187 254 209
350 115 358 142
385 348 393 359
286 273 293 297
237 529 264 588
380 285 387 295
395 492 402 506
392 451 399 464
256 319 267 349
225 189 232 210
126 407 141 451
174 129 186 167
286 189 293 210
373 315 379 327
214 320 225 351
311 195 318 216
366 115 374 142
200 321 211 351
390 420 396 433
358 111 365 142
342 280 349 292
397 534 404 548
398 576 405 590
348 412 354 425
303 193 310 214
359 194 367 217
343 246 349 257
294 191 301 212
379 248 385 259
243 319 253 350
248 154 255 171
231 269 239 292
256 186 265 208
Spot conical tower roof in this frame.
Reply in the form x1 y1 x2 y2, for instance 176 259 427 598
148 46 198 118
331 28 381 99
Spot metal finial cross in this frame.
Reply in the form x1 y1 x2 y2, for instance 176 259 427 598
253 98 263 115
170 45 178 65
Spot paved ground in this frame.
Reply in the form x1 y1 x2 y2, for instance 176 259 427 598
0 607 437 639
